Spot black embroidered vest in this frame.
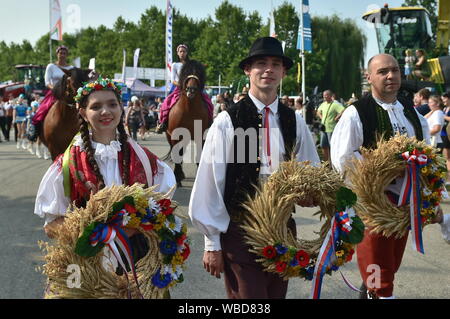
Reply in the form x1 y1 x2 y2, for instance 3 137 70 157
223 95 297 216
353 94 423 149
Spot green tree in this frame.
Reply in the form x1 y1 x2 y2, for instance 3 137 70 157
194 1 263 87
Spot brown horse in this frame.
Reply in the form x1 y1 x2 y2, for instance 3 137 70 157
40 68 92 160
165 60 211 187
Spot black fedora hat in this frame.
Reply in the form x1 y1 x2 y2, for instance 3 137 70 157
239 37 294 70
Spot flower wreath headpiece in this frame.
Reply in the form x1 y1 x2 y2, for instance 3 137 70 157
75 77 124 103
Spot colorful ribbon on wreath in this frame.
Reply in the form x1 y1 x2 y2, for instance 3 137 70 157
89 209 143 299
398 150 428 254
310 210 360 299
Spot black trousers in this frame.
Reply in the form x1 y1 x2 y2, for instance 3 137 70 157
0 117 8 140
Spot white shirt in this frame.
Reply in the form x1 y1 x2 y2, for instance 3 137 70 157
34 135 176 226
171 62 183 84
45 63 74 87
330 101 430 195
426 110 444 145
189 93 320 251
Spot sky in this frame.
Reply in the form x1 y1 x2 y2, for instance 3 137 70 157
0 0 407 64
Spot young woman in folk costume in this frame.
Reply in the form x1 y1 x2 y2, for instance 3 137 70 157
34 77 176 262
155 44 214 133
27 45 75 141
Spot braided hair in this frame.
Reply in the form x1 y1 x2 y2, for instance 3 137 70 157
77 86 130 192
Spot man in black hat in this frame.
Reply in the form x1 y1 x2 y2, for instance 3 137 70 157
188 37 319 298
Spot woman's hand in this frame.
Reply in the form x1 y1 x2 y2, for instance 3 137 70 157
44 216 66 239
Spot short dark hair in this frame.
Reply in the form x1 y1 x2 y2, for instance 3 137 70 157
443 92 450 98
417 88 431 100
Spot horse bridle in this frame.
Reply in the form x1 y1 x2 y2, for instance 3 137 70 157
62 74 77 108
184 75 200 95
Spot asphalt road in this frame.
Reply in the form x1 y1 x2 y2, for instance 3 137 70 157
0 134 449 299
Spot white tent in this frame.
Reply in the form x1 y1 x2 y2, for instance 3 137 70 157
124 78 165 97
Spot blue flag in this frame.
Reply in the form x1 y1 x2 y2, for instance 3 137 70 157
297 0 312 52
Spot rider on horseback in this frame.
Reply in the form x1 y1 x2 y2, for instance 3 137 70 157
27 45 74 141
155 44 214 134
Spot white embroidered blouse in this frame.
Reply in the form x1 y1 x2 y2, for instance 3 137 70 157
34 135 176 226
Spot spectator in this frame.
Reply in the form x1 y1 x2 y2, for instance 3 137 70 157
404 49 415 80
424 95 444 148
441 92 450 184
294 97 303 117
0 100 7 142
125 97 145 141
317 90 345 162
4 95 14 142
413 49 431 81
413 92 422 108
415 88 431 115
281 95 289 106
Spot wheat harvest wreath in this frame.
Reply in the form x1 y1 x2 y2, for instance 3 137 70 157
39 184 190 299
346 134 447 253
241 160 365 299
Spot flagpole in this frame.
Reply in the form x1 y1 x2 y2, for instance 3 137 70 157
300 0 306 103
49 0 52 63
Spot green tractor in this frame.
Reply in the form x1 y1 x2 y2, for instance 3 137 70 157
363 2 450 94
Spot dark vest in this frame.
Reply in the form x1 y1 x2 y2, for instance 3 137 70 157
353 94 423 149
223 95 297 216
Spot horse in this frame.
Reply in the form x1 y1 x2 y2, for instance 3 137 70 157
165 60 211 187
40 68 93 160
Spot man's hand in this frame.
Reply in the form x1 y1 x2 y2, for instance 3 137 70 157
203 250 224 279
432 206 444 224
296 197 319 207
44 216 65 239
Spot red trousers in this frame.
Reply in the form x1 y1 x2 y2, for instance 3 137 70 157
357 228 408 297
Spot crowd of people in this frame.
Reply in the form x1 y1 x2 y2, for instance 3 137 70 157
0 93 51 159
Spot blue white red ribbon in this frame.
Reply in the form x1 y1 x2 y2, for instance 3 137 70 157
310 210 360 299
310 216 339 299
398 151 428 254
89 210 143 298
336 211 352 234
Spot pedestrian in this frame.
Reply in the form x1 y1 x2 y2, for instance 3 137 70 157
330 53 431 299
415 88 431 115
442 92 450 184
125 96 146 141
295 97 303 117
413 49 431 81
317 90 345 162
424 95 444 148
0 101 6 142
404 49 415 80
13 94 28 149
34 77 176 263
27 45 74 141
188 37 320 299
4 95 14 142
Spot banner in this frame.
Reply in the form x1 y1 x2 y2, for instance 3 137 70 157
73 57 81 68
166 0 173 93
133 48 140 79
122 49 127 83
88 58 96 71
269 10 277 38
50 0 63 41
297 0 312 52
